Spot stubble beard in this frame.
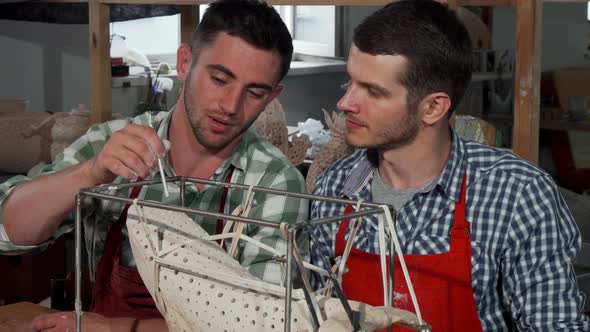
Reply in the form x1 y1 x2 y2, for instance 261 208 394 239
187 109 240 151
346 108 420 151
182 74 243 151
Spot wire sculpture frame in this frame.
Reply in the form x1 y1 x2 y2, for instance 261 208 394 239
73 176 431 332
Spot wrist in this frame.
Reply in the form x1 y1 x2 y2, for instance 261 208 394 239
109 317 139 332
79 159 104 186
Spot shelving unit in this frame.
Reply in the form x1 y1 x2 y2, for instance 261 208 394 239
85 0 544 162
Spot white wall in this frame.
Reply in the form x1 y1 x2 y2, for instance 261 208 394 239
0 20 89 114
0 6 378 124
492 2 590 71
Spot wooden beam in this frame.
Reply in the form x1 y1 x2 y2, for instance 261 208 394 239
458 0 513 5
512 0 542 163
100 0 388 4
89 0 112 124
99 0 516 4
180 5 199 45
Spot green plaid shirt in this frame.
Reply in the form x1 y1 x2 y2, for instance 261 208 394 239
0 108 309 284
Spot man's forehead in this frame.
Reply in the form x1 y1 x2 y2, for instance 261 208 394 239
197 33 282 85
348 45 408 82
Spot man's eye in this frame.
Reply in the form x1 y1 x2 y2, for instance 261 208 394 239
247 90 265 99
211 76 226 85
367 87 380 97
340 81 351 90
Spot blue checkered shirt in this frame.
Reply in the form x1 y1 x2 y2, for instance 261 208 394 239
310 131 590 331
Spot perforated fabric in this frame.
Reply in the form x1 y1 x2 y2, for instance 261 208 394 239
127 206 314 331
127 205 426 331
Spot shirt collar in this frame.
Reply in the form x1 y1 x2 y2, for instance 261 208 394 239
436 129 467 202
342 150 377 199
213 129 252 176
341 129 467 203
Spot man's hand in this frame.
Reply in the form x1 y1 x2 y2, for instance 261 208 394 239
31 311 111 332
85 124 168 185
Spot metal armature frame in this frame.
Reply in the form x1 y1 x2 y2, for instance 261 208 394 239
74 176 396 332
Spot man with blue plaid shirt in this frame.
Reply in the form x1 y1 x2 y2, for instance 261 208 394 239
0 1 308 331
310 1 589 331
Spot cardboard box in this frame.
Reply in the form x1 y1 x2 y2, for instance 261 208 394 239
0 99 29 115
552 68 590 113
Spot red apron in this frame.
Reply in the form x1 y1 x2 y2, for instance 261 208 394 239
335 175 483 332
90 172 233 318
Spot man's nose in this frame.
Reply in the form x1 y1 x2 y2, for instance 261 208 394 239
220 86 243 115
337 87 359 114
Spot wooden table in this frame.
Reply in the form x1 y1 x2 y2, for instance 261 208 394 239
0 302 56 332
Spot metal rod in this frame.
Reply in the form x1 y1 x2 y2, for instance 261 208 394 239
75 194 82 332
387 236 395 332
182 176 388 208
85 177 176 192
88 176 387 209
74 177 400 331
295 208 389 230
79 191 282 229
284 228 294 332
180 177 186 207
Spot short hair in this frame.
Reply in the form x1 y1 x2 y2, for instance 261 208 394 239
353 0 472 113
191 0 293 82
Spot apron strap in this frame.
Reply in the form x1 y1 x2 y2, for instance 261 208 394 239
450 173 471 255
334 204 354 257
90 182 143 308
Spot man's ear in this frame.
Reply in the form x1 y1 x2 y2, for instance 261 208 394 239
268 84 284 103
419 92 451 126
176 43 193 82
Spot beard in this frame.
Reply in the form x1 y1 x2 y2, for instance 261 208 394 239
182 77 252 151
187 108 254 151
346 108 420 151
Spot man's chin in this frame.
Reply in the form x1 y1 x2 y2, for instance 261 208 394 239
345 135 368 149
197 131 241 150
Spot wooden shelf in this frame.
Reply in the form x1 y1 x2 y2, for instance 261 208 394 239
95 0 512 4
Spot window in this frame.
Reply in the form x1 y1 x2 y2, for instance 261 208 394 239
199 5 340 57
110 6 341 69
270 6 339 57
110 15 180 62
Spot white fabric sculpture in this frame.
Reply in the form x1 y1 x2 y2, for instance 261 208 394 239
126 204 427 331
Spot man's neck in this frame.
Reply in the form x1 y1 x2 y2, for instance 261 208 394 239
377 127 451 190
167 106 240 180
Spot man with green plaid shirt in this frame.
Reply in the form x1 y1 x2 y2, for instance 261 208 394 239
0 1 308 331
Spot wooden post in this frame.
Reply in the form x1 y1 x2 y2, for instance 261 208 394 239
180 5 199 45
89 0 112 124
513 0 541 163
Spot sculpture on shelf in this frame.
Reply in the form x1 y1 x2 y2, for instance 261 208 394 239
305 110 354 192
23 104 123 163
251 98 311 166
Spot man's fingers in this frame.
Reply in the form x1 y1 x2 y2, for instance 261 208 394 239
31 313 58 331
89 122 167 184
110 158 140 181
117 133 159 170
124 124 166 157
114 146 154 179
